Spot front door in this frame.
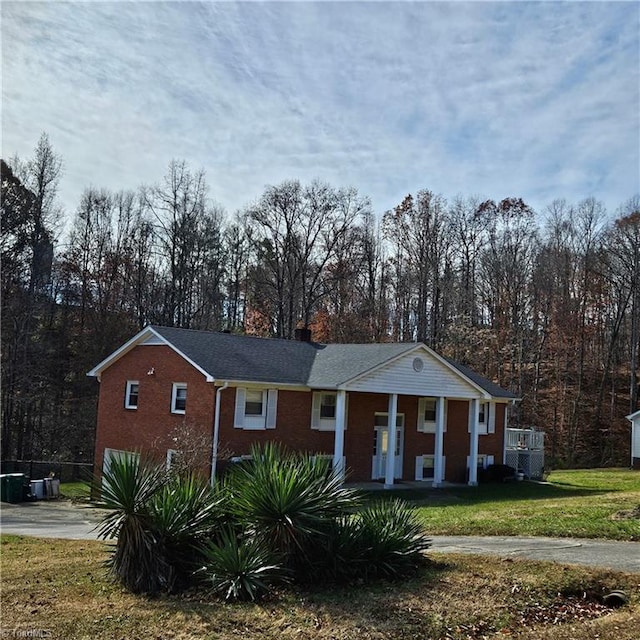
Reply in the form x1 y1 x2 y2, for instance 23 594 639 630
372 413 404 479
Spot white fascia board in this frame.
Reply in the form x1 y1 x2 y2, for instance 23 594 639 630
87 326 155 380
218 379 309 391
87 326 216 383
626 409 640 421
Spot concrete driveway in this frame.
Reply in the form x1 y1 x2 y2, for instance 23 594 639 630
429 535 640 574
0 500 105 540
1 501 639 573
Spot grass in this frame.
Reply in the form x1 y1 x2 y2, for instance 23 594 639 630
382 468 640 541
1 534 638 640
59 481 91 501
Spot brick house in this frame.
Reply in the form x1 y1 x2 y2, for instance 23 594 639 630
88 325 518 487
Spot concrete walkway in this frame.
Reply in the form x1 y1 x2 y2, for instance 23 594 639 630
2 501 639 573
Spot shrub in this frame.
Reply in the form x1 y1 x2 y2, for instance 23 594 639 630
226 443 361 572
97 452 167 593
197 528 288 601
356 498 431 579
97 455 224 593
98 444 430 599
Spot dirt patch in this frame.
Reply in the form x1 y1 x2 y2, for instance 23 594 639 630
516 593 617 628
611 505 640 520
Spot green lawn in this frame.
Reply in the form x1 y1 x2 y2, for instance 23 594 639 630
59 481 91 500
387 468 640 541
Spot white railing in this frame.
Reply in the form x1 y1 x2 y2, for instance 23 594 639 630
506 428 544 451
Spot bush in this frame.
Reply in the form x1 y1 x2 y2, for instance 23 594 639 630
197 527 288 601
357 498 431 579
98 444 431 599
97 454 221 594
225 443 361 572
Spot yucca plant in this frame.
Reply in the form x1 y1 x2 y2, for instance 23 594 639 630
97 454 228 593
356 498 431 579
226 443 361 572
197 527 287 601
96 452 167 593
148 473 228 591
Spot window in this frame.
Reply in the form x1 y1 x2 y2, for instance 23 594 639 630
234 388 278 429
415 454 446 481
424 398 437 423
374 412 404 428
418 398 446 433
470 401 494 435
124 381 139 409
171 383 187 414
320 393 336 419
245 389 265 416
467 454 494 471
422 455 435 478
311 392 344 431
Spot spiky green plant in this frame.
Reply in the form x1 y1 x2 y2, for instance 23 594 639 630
97 455 226 593
226 443 362 571
197 528 287 601
147 473 227 590
96 452 166 593
356 498 431 579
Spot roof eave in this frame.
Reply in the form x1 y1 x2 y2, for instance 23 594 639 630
87 325 215 383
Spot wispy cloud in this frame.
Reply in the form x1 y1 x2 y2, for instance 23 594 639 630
2 1 638 225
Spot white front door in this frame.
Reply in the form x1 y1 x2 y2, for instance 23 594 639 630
372 413 404 479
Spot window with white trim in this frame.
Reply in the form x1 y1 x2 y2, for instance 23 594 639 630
469 401 495 435
234 388 278 430
320 393 336 418
245 389 265 416
171 383 187 414
415 454 446 481
467 454 494 471
124 381 139 409
311 392 341 431
166 449 179 470
418 398 447 433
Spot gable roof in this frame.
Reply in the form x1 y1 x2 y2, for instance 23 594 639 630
153 326 318 385
309 343 418 387
88 325 517 399
444 358 518 400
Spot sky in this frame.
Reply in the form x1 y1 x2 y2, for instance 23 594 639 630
3 1 639 229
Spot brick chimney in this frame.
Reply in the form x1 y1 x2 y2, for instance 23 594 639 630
294 327 312 342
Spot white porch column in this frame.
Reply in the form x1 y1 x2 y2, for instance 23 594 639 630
384 393 398 489
468 398 480 486
332 389 347 482
433 396 445 487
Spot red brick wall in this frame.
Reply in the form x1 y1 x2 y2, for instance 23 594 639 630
94 345 509 484
93 345 216 475
216 388 335 460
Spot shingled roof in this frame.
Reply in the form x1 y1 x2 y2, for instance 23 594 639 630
89 325 517 399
